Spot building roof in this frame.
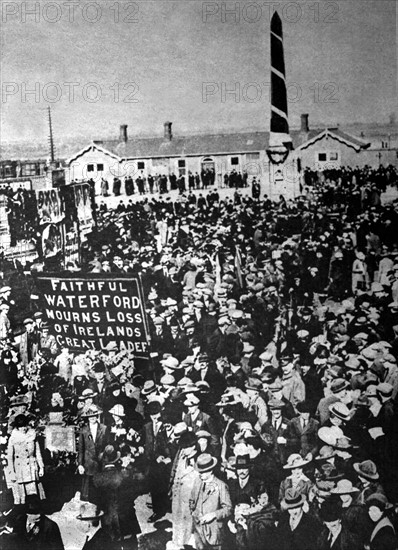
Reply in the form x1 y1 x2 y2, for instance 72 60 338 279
68 127 370 164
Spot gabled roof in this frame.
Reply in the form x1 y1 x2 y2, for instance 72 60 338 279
295 128 371 152
67 127 370 164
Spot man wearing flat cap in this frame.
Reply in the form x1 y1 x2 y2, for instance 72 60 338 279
189 453 232 549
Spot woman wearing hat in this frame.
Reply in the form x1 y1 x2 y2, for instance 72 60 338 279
279 453 313 507
353 460 386 506
331 479 371 550
6 413 45 505
94 445 141 549
365 493 397 550
276 487 321 550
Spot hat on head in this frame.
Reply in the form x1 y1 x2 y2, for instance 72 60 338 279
234 454 251 469
376 382 393 399
196 430 211 440
25 494 43 515
319 497 342 522
269 380 283 393
23 317 34 325
109 404 125 417
281 488 306 509
76 502 104 521
283 453 310 470
147 400 162 416
296 401 312 414
315 445 335 461
99 445 121 464
78 388 98 401
330 378 349 394
269 398 284 410
354 460 379 480
184 394 200 407
331 479 359 495
161 356 180 370
92 361 106 373
245 378 262 391
160 374 175 385
196 453 217 473
366 493 393 511
329 402 351 422
179 430 197 448
142 380 157 395
82 405 102 417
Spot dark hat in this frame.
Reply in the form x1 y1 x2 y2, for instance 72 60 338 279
92 361 106 373
245 378 262 391
366 492 393 511
99 445 121 464
179 431 196 448
296 401 312 414
25 495 43 515
319 497 342 522
269 398 284 410
13 413 29 428
354 460 379 480
147 400 162 416
281 488 305 509
196 453 217 473
82 405 102 418
330 378 349 394
234 454 251 469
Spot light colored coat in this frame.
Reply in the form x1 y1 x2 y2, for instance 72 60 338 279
7 428 44 483
171 454 200 547
189 475 232 548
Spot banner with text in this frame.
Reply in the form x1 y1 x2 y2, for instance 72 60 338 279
35 274 150 357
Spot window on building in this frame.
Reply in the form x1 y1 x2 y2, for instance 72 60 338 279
231 157 239 165
329 152 338 161
246 153 260 160
97 163 104 171
23 163 37 176
4 166 12 177
87 164 95 172
178 159 186 168
318 153 327 162
137 161 145 170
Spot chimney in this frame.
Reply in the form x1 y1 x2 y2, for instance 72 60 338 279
300 114 309 133
120 124 128 142
164 121 172 141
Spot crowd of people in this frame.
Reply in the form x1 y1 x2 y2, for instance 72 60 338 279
98 168 250 199
0 164 398 550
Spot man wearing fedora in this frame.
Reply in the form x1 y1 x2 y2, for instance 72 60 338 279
88 361 109 410
10 494 64 550
226 454 264 507
78 405 109 502
276 487 321 550
189 453 232 549
76 502 118 550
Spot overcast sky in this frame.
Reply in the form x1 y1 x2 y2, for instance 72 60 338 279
1 0 396 143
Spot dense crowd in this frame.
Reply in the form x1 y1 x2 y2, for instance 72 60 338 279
1 164 398 550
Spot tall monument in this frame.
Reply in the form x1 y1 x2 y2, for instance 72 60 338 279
265 11 298 199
